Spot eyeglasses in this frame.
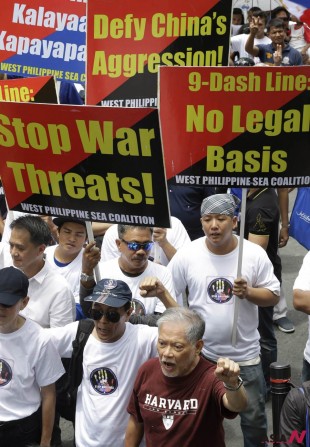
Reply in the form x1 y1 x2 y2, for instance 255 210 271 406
89 308 121 323
121 239 154 251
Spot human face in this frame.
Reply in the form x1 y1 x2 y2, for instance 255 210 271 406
92 303 131 343
233 13 243 25
0 297 29 334
9 228 45 277
116 228 153 274
201 214 238 254
58 222 87 258
157 322 202 377
268 26 286 45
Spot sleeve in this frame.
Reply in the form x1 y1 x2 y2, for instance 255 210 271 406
279 388 307 446
168 249 188 302
293 252 310 290
35 335 66 387
46 321 79 358
247 207 275 236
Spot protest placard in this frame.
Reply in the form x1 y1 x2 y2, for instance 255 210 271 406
0 75 57 103
0 102 170 226
0 0 86 83
159 66 310 188
86 0 232 105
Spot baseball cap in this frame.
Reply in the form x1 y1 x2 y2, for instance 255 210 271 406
0 267 29 306
53 217 86 228
201 194 241 217
84 279 132 308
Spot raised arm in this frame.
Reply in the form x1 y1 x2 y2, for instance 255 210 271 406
245 16 260 57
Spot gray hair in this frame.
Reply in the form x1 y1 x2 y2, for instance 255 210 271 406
157 307 205 344
117 224 153 239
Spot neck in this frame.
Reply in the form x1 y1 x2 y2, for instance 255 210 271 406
23 259 45 279
118 258 147 276
55 246 78 263
0 315 25 334
205 234 238 255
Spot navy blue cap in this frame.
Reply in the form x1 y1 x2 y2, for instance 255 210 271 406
0 267 29 305
84 279 132 308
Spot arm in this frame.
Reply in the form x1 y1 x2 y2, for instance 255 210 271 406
40 383 56 447
233 277 279 306
248 233 269 251
80 241 100 289
293 289 310 314
139 276 178 309
215 358 247 413
153 227 177 262
92 222 112 237
280 388 306 443
125 414 144 447
245 17 260 56
277 188 289 248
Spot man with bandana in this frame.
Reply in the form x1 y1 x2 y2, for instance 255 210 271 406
168 193 280 447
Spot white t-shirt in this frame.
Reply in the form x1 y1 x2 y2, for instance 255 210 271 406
0 318 64 420
100 217 191 266
289 21 307 51
48 322 158 447
168 236 280 362
230 33 271 64
294 251 310 363
45 245 83 302
20 261 76 327
98 258 176 315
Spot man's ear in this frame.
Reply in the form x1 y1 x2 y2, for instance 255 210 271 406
195 339 204 355
116 239 121 251
125 306 133 320
20 296 29 310
38 244 46 255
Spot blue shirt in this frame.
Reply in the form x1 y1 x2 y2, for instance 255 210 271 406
256 43 302 65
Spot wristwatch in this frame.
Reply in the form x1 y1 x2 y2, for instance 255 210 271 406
223 376 243 391
80 272 94 282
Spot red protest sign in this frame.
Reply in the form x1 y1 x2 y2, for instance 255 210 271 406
86 0 232 105
0 76 57 103
0 0 86 83
0 102 170 226
159 66 310 188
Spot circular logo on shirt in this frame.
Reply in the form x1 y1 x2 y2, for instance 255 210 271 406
90 367 118 395
132 299 146 316
0 359 12 387
208 278 233 304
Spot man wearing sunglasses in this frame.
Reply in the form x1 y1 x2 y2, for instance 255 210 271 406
47 278 158 447
80 225 177 325
0 267 65 447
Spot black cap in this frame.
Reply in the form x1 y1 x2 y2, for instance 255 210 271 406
84 279 132 308
53 217 86 228
0 267 29 305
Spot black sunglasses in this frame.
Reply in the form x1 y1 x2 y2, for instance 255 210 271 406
121 239 154 251
89 308 121 323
